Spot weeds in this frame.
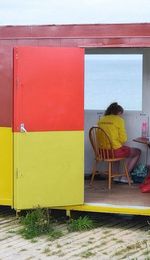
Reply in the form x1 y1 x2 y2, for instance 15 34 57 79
80 250 95 258
48 229 63 241
18 208 64 240
19 248 27 252
7 230 16 234
43 247 50 254
18 208 51 239
67 216 95 232
18 209 96 240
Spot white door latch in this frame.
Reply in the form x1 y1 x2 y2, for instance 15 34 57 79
20 123 27 133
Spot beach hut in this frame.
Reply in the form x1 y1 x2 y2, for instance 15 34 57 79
0 23 150 215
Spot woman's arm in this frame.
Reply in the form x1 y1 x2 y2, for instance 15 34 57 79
118 117 127 144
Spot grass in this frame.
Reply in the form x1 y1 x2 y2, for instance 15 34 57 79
18 208 51 239
43 247 51 254
19 248 27 252
80 250 95 258
113 240 150 259
7 230 16 234
67 216 95 232
48 229 63 241
18 208 64 240
18 209 96 240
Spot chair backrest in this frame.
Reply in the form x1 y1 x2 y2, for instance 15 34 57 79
89 126 115 160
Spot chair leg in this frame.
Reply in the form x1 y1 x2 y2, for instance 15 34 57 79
108 161 112 190
90 160 97 185
123 160 131 186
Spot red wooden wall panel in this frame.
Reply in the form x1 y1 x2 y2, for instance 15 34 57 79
0 45 12 126
1 24 150 38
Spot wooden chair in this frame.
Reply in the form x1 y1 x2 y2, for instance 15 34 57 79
89 126 131 189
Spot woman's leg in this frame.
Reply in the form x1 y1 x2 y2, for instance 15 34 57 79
125 147 141 173
113 146 141 182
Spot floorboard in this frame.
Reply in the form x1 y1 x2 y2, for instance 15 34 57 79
85 179 150 207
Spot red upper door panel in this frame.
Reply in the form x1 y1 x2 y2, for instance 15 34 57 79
13 47 84 132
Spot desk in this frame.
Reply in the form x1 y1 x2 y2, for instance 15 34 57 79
133 137 150 164
133 137 150 146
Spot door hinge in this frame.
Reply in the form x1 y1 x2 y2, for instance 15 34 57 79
15 50 18 60
16 168 19 178
16 78 19 88
16 168 22 178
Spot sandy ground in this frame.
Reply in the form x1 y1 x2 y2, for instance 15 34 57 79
0 207 150 260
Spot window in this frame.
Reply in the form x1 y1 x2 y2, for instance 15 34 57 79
84 54 143 111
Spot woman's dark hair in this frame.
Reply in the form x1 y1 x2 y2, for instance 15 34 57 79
104 102 124 115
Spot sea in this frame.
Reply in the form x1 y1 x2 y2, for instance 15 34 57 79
84 54 143 111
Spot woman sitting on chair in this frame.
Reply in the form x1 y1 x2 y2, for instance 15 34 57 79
97 102 141 181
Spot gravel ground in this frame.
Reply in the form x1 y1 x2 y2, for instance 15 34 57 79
0 207 150 260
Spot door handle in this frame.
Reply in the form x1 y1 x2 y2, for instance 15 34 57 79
20 123 27 133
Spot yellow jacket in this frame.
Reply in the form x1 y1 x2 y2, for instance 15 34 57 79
97 115 127 149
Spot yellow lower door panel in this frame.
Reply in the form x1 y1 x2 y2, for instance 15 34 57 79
0 127 13 206
14 131 84 210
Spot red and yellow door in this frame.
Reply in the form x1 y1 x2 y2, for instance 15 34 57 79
13 47 84 210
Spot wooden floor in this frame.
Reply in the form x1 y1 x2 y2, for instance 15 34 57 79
85 179 150 207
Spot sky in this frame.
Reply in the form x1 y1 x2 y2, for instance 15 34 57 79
0 0 150 25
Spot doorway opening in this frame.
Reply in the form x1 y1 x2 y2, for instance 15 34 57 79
84 48 150 208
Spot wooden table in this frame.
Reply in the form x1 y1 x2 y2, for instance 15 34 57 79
133 137 150 146
133 137 150 164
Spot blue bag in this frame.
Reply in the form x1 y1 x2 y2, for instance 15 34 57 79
131 163 148 183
